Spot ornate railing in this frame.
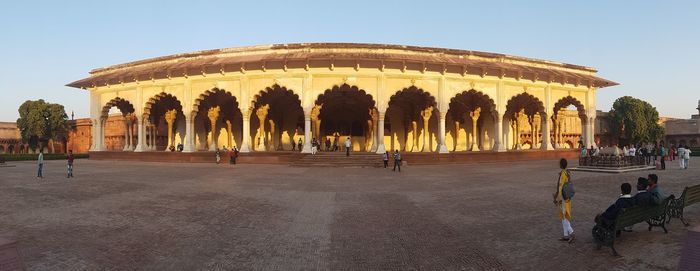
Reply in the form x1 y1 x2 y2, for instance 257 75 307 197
578 155 648 168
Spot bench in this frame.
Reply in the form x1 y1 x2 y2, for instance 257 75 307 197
592 195 674 256
667 184 700 226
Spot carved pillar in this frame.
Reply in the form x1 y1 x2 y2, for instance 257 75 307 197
411 120 418 152
470 107 481 152
438 112 449 153
421 106 433 152
226 120 233 149
90 119 98 151
541 113 553 150
255 104 269 151
310 104 322 142
100 116 107 151
240 109 252 153
123 115 131 151
207 106 220 150
268 119 275 151
375 110 386 154
370 108 379 152
494 113 506 152
302 109 312 153
454 121 460 151
134 115 146 152
150 124 156 150
527 114 535 150
165 109 177 150
514 112 522 150
183 114 194 152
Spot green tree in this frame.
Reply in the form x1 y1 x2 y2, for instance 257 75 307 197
608 96 664 145
16 99 68 152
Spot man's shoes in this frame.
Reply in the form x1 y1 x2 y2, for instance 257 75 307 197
568 233 576 244
558 236 570 242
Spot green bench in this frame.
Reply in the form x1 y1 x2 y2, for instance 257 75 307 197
667 184 700 226
592 196 674 256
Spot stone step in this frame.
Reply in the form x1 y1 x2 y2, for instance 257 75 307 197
291 152 384 167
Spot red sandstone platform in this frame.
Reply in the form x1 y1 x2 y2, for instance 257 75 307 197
89 149 578 165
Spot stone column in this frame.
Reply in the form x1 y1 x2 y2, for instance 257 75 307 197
375 110 386 154
183 114 194 152
528 114 536 149
149 124 156 150
590 116 597 148
255 104 270 151
165 109 177 150
123 115 131 151
469 107 481 151
240 109 252 153
302 110 312 153
310 104 322 141
99 116 107 151
513 112 522 150
421 106 433 152
454 121 460 151
541 113 553 150
134 115 146 152
207 106 220 151
90 118 99 151
369 108 379 152
226 120 233 149
268 119 275 151
494 113 506 152
437 112 449 153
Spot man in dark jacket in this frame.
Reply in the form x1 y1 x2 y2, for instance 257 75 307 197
598 183 635 228
633 177 654 207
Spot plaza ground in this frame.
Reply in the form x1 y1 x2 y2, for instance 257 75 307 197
1 158 698 270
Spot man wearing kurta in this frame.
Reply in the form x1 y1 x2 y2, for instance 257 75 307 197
553 158 574 243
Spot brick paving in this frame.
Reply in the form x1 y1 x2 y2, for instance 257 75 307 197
0 157 698 270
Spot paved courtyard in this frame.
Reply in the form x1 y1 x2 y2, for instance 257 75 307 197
1 157 698 270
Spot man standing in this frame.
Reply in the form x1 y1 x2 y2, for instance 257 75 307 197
37 150 44 178
67 150 74 178
659 145 666 170
392 150 402 172
382 151 389 168
344 137 351 157
678 145 686 169
297 138 303 152
683 145 691 169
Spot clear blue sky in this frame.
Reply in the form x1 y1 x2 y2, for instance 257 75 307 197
1 0 698 121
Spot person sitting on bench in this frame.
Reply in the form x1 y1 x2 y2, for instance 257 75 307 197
633 177 654 207
596 183 635 231
647 174 666 205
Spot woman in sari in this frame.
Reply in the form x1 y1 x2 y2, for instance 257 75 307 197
553 158 575 243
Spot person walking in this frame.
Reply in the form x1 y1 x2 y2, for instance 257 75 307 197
392 150 402 172
382 151 389 168
553 158 575 243
683 145 691 169
344 137 352 157
678 145 686 169
67 150 74 178
297 138 303 152
311 138 318 155
37 150 44 178
233 146 239 164
215 148 221 164
659 145 666 170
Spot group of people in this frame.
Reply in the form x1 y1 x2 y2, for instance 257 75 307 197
595 174 666 235
215 146 240 165
583 142 693 170
553 155 670 243
35 150 75 178
293 133 351 153
381 150 403 172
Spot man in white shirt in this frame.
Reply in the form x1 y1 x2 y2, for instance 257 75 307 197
344 137 351 157
629 145 636 157
678 146 686 169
